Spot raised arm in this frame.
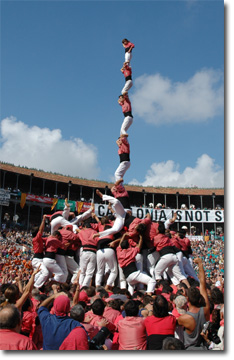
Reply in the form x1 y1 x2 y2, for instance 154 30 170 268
193 257 210 320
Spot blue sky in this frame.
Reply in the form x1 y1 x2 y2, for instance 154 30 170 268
1 0 225 188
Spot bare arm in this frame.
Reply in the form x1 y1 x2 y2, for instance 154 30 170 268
15 265 41 311
39 291 67 308
38 214 47 234
136 235 143 251
194 257 210 320
72 283 80 306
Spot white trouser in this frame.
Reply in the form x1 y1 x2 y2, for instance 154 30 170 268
126 270 156 295
121 80 133 95
125 52 132 64
79 250 96 287
51 216 72 234
95 248 118 286
120 116 133 136
155 253 186 282
118 265 127 289
183 258 200 282
43 257 65 283
147 250 160 278
55 254 68 283
115 161 131 182
70 206 93 225
98 195 126 239
65 256 79 283
32 258 50 288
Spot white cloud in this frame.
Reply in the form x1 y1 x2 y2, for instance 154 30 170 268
129 154 224 188
0 117 100 179
131 69 224 125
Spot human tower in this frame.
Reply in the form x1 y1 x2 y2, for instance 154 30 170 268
114 38 134 186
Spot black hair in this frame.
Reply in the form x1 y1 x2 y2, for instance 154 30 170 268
153 295 169 318
120 239 129 249
122 38 129 43
158 222 165 234
31 226 39 238
187 286 201 307
124 300 139 317
135 223 147 235
210 287 224 305
162 337 185 350
91 299 105 316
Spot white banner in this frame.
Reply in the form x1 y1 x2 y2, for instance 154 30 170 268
95 204 224 223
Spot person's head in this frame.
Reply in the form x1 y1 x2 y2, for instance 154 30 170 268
83 220 92 228
178 229 186 239
91 299 105 316
106 299 121 311
162 337 185 350
31 226 39 238
52 230 62 241
135 223 147 235
53 295 70 316
142 295 153 307
31 288 41 301
0 304 21 332
120 238 129 250
124 299 139 317
118 95 124 104
122 38 129 45
158 222 165 234
187 286 201 307
85 286 96 298
153 295 169 318
70 304 85 323
210 287 224 305
4 284 20 304
174 295 188 314
22 298 32 313
100 216 109 225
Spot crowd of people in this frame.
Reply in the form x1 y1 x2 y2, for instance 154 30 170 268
0 193 225 351
0 38 224 351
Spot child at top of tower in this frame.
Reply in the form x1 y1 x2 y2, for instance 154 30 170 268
122 38 135 65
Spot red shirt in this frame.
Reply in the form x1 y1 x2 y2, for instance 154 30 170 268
117 136 130 155
170 235 182 250
119 95 132 113
111 184 129 199
59 228 80 251
128 217 151 244
59 326 89 350
117 317 147 350
116 246 139 268
144 314 176 335
21 311 34 334
123 41 135 50
32 232 46 254
122 64 132 78
0 329 37 350
45 235 64 253
78 228 99 251
103 306 121 324
144 221 159 246
153 233 172 252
